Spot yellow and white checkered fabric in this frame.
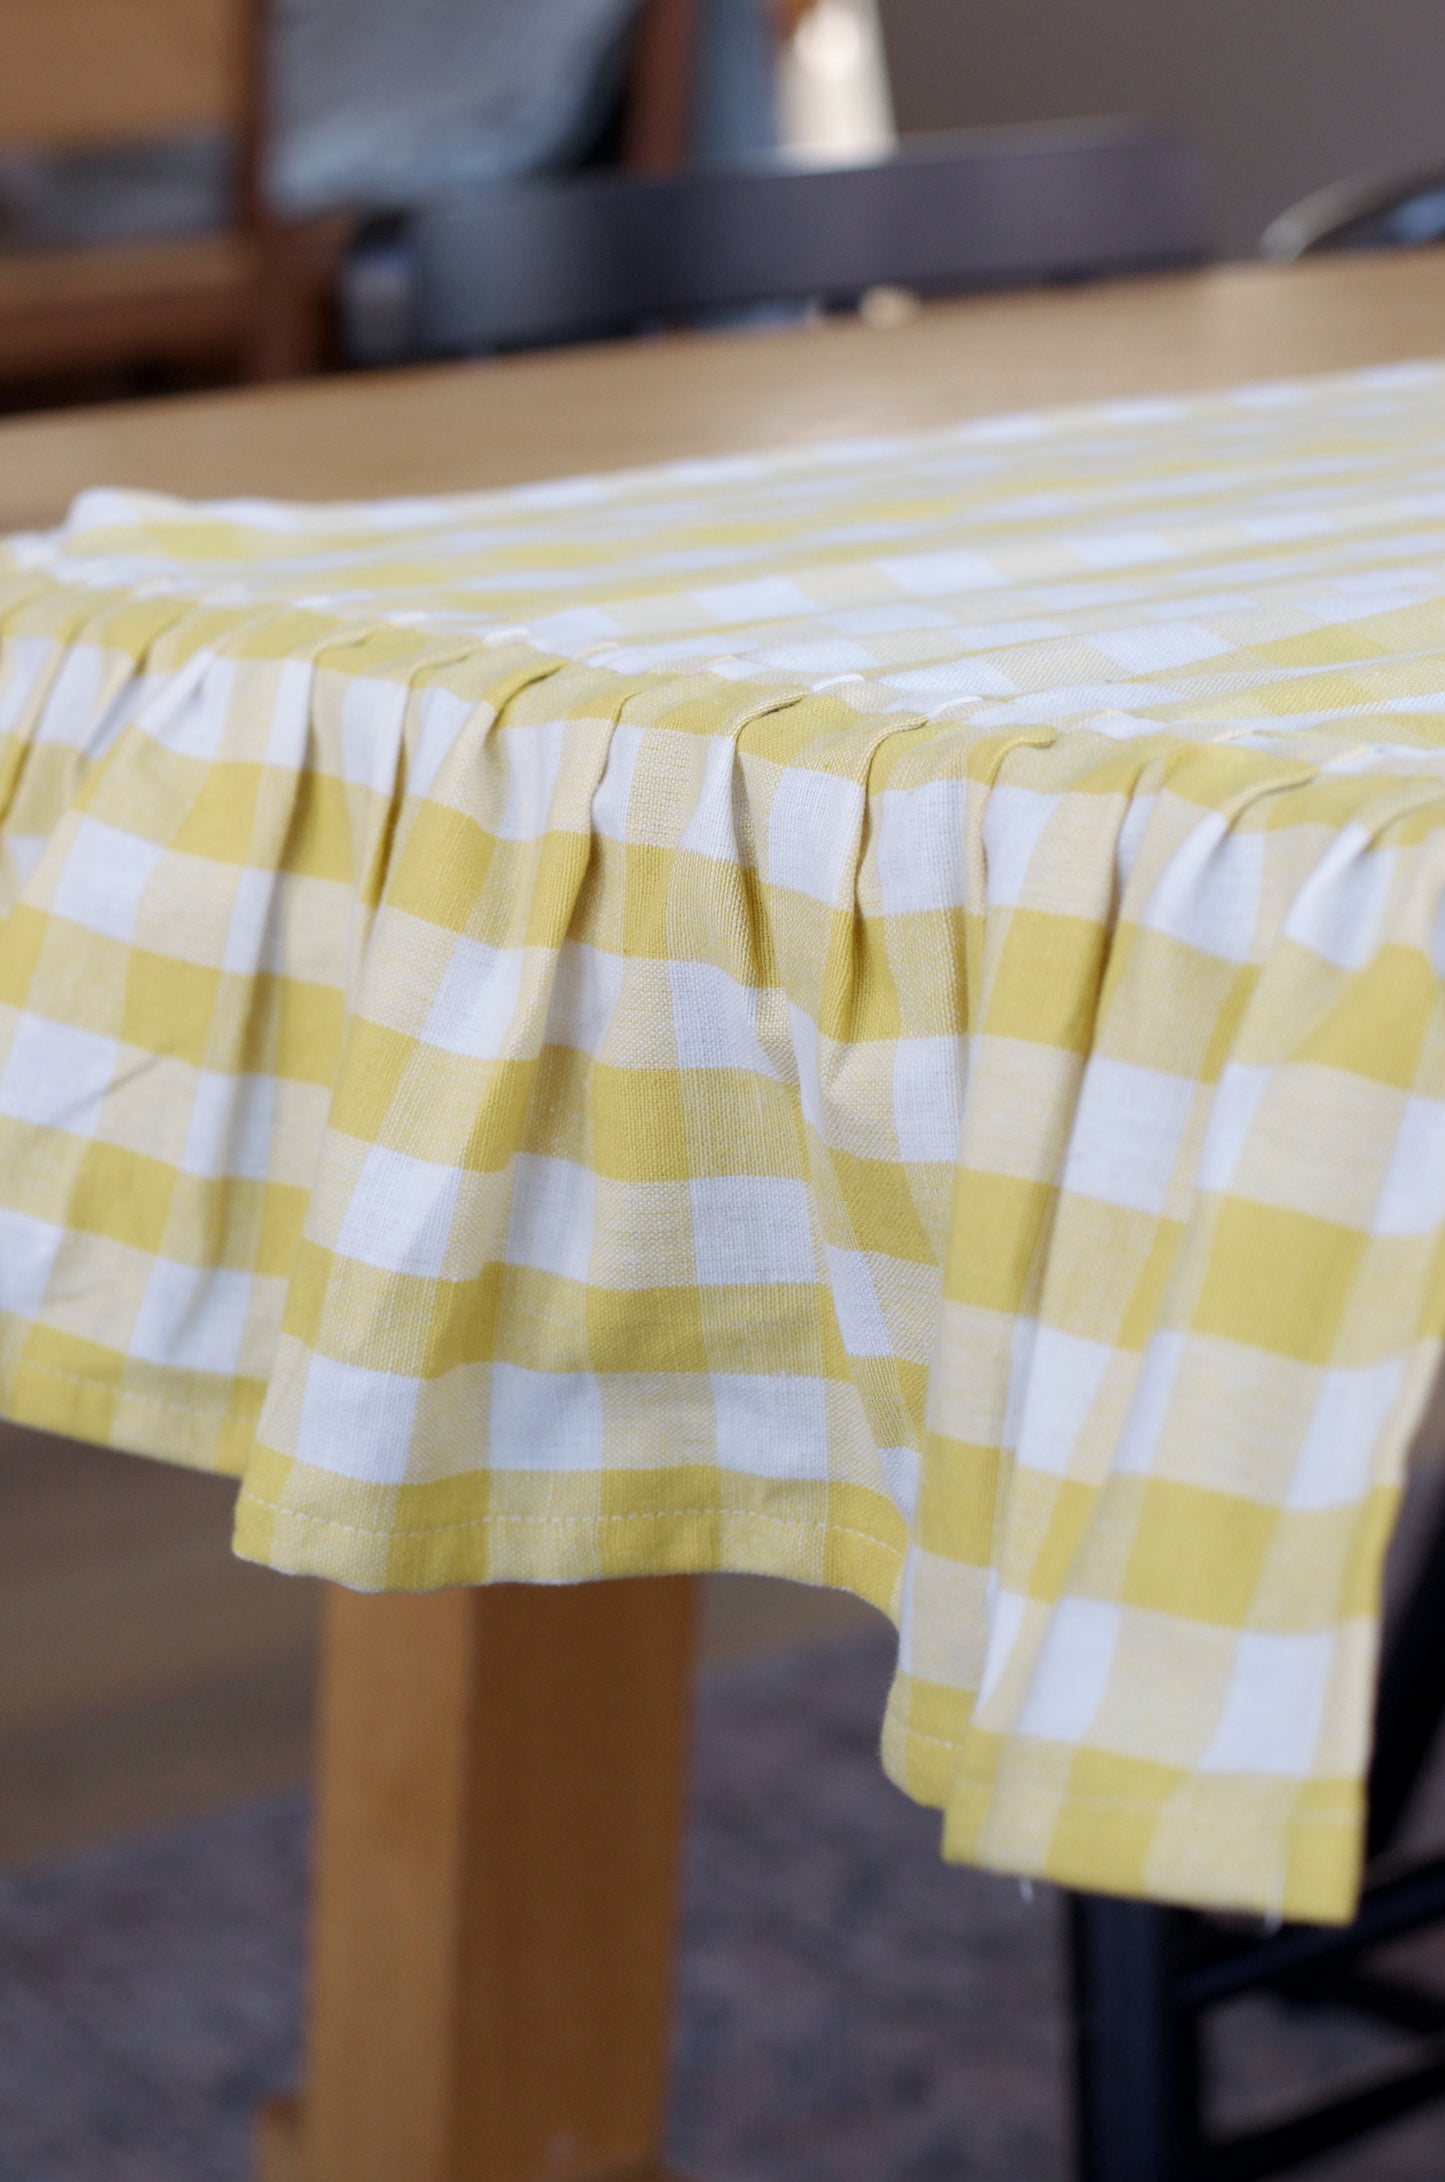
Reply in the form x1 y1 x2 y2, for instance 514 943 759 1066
6 361 1445 1920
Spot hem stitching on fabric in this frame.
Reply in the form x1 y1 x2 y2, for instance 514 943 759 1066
12 1356 249 1421
935 1766 1357 1823
236 1487 904 1556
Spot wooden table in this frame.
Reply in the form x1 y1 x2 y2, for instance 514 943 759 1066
5 248 1445 2182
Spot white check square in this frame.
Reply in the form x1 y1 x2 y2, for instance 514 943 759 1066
1114 793 1157 892
182 1070 277 1181
1143 813 1263 962
885 658 1016 704
52 818 163 943
3 834 45 889
489 1361 604 1469
222 868 280 975
893 1035 966 1163
338 1143 464 1278
498 719 568 840
341 676 408 793
0 1206 63 1318
0 1016 116 1136
691 1173 815 1286
1288 1360 1404 1510
976 1586 1030 1708
264 659 316 770
1016 1597 1121 1742
1115 1331 1185 1475
697 575 814 624
879 1441 921 1522
33 646 105 748
1283 825 1394 970
1375 1096 1445 1235
0 636 54 738
1198 1064 1271 1194
980 784 1060 909
787 1004 823 1137
140 651 233 760
1065 1057 1195 1215
590 722 643 841
825 1246 893 1357
1072 528 1170 570
713 1372 830 1478
679 736 741 863
130 1260 252 1375
422 937 527 1059
876 778 970 914
506 1154 595 1282
767 768 864 907
671 961 775 1077
1091 622 1232 673
408 686 476 800
881 548 1000 595
294 1352 422 1483
1016 1327 1114 1476
1202 1630 1334 1776
545 942 625 1059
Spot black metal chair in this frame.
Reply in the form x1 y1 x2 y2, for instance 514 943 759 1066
1072 1457 1445 2179
338 119 1210 364
1262 167 1445 260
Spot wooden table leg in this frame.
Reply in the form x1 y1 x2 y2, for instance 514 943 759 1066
257 1576 700 2182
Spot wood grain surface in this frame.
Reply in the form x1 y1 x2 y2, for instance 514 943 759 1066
299 1581 698 2182
0 252 1443 534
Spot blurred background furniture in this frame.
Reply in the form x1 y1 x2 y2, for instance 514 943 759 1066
0 0 859 409
4 0 1445 413
270 0 651 211
339 118 1210 363
1262 166 1445 259
631 0 895 174
0 0 343 398
879 0 1445 264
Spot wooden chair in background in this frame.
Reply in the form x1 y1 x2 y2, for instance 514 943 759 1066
0 0 343 397
625 0 701 172
623 0 863 176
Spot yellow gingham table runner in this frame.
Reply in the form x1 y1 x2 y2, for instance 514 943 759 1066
5 363 1445 1922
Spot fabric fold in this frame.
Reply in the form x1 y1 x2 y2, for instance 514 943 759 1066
9 363 1445 1918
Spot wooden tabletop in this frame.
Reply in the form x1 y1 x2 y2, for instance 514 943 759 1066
2 250 1445 534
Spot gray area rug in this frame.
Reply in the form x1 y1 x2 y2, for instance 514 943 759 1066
3 1634 1445 2181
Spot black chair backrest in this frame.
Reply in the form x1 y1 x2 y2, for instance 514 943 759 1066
343 120 1210 364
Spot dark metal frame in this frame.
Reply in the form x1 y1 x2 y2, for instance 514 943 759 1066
339 121 1210 366
1071 1481 1445 2179
1262 166 1445 261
